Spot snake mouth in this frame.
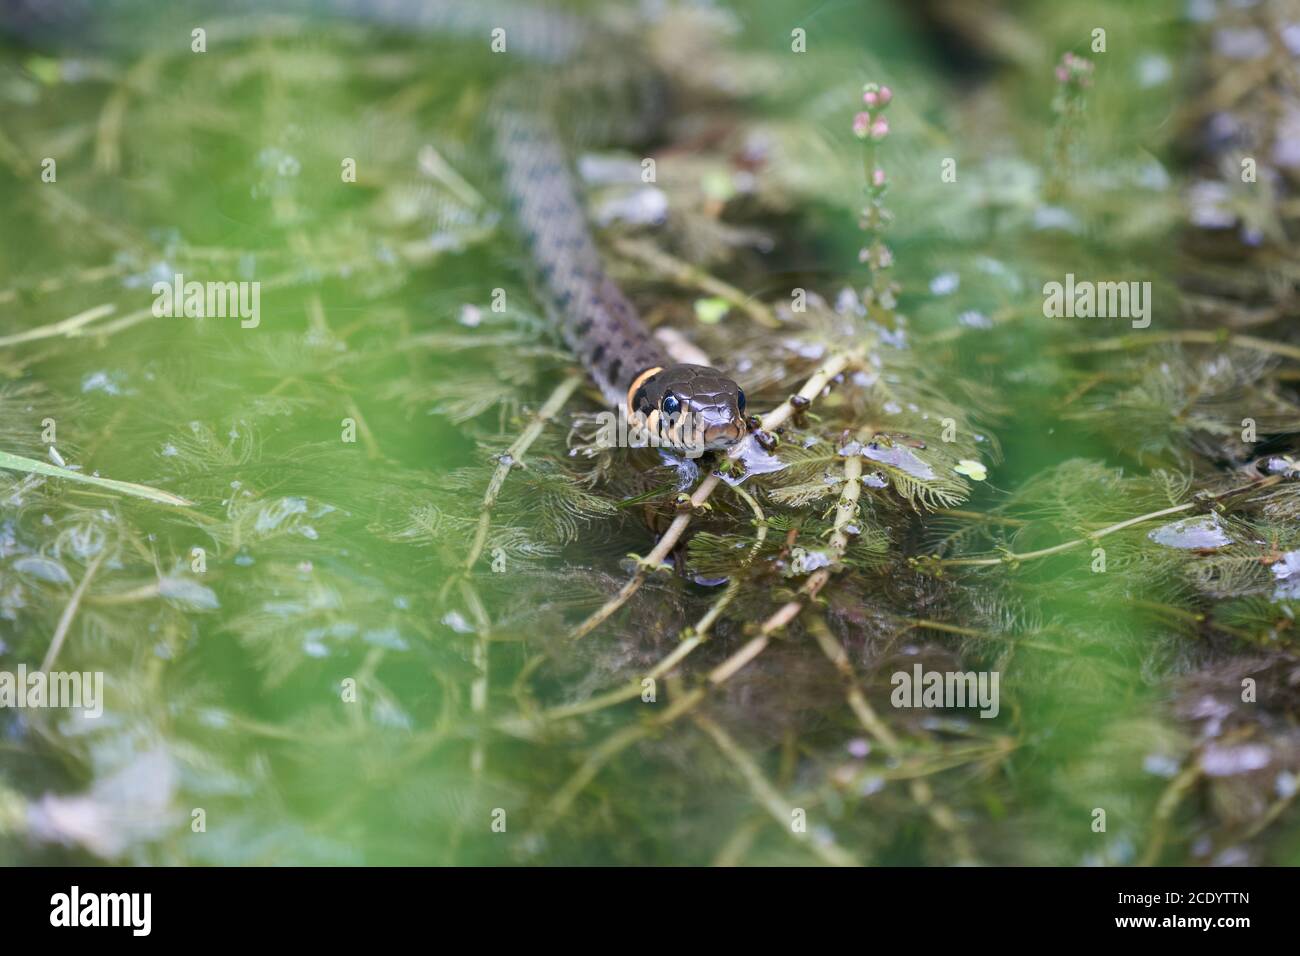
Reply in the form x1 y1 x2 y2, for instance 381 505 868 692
702 416 748 450
654 401 748 455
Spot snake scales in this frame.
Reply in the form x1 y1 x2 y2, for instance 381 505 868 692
481 9 749 452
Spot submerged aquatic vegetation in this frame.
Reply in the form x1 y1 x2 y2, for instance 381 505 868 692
0 0 1298 868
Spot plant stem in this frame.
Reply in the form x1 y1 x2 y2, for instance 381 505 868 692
936 473 1286 569
0 449 192 507
693 713 861 866
1139 762 1201 867
611 237 780 329
463 372 584 573
937 503 1193 567
0 303 117 347
41 550 107 672
808 614 977 864
1059 329 1300 363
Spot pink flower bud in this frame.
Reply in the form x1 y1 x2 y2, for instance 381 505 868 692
877 86 893 106
863 90 879 108
872 168 886 187
870 117 889 141
853 112 871 138
1056 52 1095 87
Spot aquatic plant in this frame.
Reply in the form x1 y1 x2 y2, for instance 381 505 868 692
0 0 1297 868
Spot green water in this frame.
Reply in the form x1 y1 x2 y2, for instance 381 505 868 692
1 0 1298 866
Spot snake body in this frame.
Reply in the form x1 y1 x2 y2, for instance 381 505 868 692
490 100 669 408
487 59 747 452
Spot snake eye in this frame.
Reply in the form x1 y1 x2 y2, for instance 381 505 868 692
736 388 746 415
661 392 681 417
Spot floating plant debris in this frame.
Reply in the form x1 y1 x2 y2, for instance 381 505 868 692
1148 514 1232 550
1270 551 1300 602
720 434 786 486
861 441 937 481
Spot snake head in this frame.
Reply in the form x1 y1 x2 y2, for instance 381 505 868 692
629 364 748 454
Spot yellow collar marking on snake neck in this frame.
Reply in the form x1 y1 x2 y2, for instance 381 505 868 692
625 366 664 415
